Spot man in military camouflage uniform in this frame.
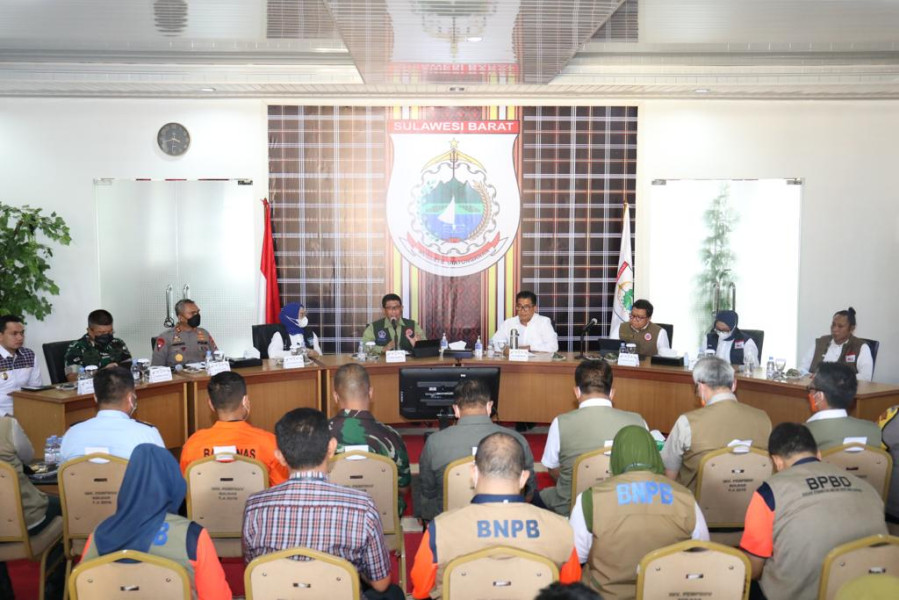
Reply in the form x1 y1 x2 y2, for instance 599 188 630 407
328 363 411 514
152 298 218 367
65 309 132 381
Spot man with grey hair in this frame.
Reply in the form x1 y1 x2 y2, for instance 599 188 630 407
152 298 218 367
411 432 582 600
661 356 772 491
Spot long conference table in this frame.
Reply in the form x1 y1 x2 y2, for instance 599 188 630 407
13 353 899 459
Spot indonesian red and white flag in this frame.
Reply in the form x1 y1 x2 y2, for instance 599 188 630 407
258 198 281 323
609 203 635 336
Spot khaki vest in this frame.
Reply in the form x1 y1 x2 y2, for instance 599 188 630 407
584 471 696 600
542 405 646 514
618 322 662 357
679 397 772 491
810 335 866 374
759 459 887 600
431 500 575 600
806 416 883 451
0 417 48 529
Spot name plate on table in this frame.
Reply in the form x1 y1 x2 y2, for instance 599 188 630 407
617 353 640 367
508 349 529 362
76 378 95 395
206 361 231 376
282 355 306 369
148 366 173 383
385 350 407 363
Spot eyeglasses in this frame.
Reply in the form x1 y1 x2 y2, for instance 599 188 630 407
629 314 648 321
515 304 534 311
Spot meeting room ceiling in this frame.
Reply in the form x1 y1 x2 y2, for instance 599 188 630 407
1 0 899 99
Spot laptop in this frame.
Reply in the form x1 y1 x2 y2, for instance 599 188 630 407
411 339 441 358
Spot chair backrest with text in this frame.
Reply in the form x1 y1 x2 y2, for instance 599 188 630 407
442 545 559 600
245 547 360 600
443 455 476 512
570 446 613 511
68 549 191 600
59 454 129 560
821 443 893 500
636 540 750 600
695 446 772 528
818 534 899 600
43 339 75 384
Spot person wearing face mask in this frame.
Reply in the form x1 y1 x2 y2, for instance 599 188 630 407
267 302 322 358
65 309 132 381
705 309 759 366
179 371 287 484
60 366 164 461
152 298 218 367
799 307 874 382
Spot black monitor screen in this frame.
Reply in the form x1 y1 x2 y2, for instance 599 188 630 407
399 366 501 420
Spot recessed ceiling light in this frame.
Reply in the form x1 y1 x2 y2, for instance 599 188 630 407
466 36 482 43
200 87 216 93
694 88 711 94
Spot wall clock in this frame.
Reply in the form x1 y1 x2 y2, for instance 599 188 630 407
157 122 191 156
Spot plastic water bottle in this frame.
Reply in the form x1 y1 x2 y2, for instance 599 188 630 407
620 342 627 355
766 356 776 380
77 366 87 381
474 336 483 359
44 436 55 465
357 340 365 360
440 333 449 355
205 350 213 365
52 436 61 465
130 361 141 383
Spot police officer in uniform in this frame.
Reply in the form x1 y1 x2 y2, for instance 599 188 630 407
152 299 218 367
65 309 132 381
361 293 425 355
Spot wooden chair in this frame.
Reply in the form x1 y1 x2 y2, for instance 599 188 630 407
821 443 893 500
570 445 613 511
636 540 751 600
245 546 360 600
58 453 129 597
185 454 268 558
329 450 406 591
818 534 899 600
68 549 191 600
0 461 64 600
442 545 559 600
443 455 475 512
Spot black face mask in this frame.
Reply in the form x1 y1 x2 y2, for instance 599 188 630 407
94 333 113 346
186 314 201 328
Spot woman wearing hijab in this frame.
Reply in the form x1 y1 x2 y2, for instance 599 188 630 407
267 302 322 358
569 426 709 600
706 309 759 366
799 307 873 382
80 444 232 600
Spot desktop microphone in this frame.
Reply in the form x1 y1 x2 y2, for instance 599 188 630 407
581 318 598 335
578 318 599 359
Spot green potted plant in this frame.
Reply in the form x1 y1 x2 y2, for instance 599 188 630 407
0 203 71 320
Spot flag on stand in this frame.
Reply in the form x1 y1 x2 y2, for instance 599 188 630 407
258 198 281 324
609 203 634 336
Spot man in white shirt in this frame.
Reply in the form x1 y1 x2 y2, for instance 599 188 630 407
491 290 559 353
0 315 43 416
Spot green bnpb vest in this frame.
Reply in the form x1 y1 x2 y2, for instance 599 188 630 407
373 318 419 352
806 416 882 451
618 322 662 357
541 405 646 515
810 335 866 374
0 417 48 529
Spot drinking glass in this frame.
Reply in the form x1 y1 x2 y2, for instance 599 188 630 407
775 357 787 375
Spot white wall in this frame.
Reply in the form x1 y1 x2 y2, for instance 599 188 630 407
638 100 899 383
0 98 268 375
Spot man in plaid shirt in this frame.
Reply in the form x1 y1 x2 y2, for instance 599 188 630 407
242 407 404 599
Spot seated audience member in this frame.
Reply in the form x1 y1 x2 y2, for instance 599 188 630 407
152 298 217 367
328 363 410 514
60 366 164 461
740 423 887 600
81 444 231 599
242 408 404 600
0 314 42 417
616 298 670 356
491 290 559 353
705 310 759 366
418 379 535 521
535 582 602 600
179 371 287 485
411 432 581 600
806 362 881 450
661 356 771 492
267 302 322 358
880 405 899 524
571 426 708 599
539 360 647 515
362 293 426 355
799 307 874 382
64 309 132 381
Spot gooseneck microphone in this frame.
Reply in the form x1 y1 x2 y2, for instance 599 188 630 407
578 318 600 359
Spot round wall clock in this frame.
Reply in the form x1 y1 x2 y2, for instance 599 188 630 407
157 122 191 156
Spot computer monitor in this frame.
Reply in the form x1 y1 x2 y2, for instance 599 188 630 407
398 366 501 421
